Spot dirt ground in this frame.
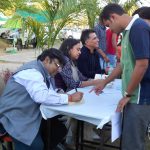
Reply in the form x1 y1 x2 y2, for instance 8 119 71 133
0 39 150 150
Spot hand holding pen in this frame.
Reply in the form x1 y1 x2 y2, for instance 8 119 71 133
69 88 83 102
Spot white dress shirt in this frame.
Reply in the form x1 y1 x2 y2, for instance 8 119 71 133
13 69 68 105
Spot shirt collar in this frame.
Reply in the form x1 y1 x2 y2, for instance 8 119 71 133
38 60 51 78
83 46 96 53
125 14 139 30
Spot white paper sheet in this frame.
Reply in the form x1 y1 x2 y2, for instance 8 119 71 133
111 112 122 142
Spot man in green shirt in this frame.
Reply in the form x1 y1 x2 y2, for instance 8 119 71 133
91 3 150 150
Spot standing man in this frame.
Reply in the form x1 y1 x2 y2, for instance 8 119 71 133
0 48 83 150
94 16 109 70
77 29 103 78
91 3 150 150
106 28 118 68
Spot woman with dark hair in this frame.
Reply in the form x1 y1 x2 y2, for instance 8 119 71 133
55 39 102 148
57 38 101 91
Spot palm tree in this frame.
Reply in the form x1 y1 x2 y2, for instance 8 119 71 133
0 0 30 14
79 0 101 28
40 0 81 47
123 0 139 15
104 0 139 15
4 0 82 49
25 18 46 50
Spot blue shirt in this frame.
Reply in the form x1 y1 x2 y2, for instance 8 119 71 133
129 18 150 104
94 23 106 52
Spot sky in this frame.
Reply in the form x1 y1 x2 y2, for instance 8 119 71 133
137 0 150 7
120 0 150 6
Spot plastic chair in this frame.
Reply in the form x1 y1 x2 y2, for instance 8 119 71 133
0 134 13 150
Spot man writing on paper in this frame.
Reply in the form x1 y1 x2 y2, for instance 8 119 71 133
0 48 83 150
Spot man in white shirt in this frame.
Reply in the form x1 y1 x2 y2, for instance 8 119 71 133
0 48 83 150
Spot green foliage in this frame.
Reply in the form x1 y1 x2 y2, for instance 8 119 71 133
79 0 101 28
123 0 139 14
0 0 12 11
105 0 138 15
0 0 29 13
2 0 140 49
40 0 81 47
25 18 46 50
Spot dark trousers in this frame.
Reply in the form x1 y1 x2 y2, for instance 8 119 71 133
1 116 67 150
122 103 150 150
41 116 67 150
12 131 44 150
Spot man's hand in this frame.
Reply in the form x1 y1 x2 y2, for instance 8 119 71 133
92 79 104 86
116 97 130 112
89 80 106 95
96 48 109 63
69 92 83 102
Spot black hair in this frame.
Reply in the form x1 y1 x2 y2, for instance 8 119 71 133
101 3 125 21
139 7 150 20
59 38 80 58
37 48 65 66
132 7 148 16
80 29 96 45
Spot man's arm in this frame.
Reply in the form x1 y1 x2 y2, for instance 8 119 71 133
104 63 122 84
112 33 118 55
14 69 83 105
90 63 122 94
126 21 150 96
116 59 148 112
125 59 148 95
97 48 109 63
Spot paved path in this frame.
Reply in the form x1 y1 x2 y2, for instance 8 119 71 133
0 49 41 71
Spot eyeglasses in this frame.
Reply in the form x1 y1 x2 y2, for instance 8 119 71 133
53 61 62 72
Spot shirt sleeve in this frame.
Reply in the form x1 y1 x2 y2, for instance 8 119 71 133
14 69 68 105
60 62 81 89
95 53 102 74
130 23 150 59
78 69 88 81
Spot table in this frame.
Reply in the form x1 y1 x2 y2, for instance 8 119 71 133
40 79 122 149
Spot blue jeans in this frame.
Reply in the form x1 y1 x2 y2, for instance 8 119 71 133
99 57 106 70
107 54 116 68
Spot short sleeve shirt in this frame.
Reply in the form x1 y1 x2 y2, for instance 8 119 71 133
129 18 150 104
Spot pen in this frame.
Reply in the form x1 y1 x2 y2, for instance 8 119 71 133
75 88 78 92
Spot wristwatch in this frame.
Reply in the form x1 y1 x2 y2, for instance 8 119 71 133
124 91 133 98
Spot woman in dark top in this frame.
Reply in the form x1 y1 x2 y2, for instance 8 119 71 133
57 38 101 91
